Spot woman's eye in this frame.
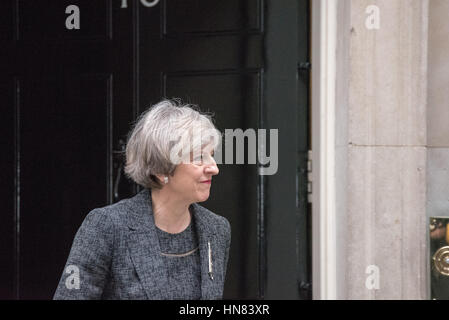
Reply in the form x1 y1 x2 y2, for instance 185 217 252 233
192 152 214 164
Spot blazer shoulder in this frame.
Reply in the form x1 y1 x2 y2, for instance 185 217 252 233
91 196 134 224
194 204 231 236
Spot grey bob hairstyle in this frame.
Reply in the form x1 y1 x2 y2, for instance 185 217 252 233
124 99 222 189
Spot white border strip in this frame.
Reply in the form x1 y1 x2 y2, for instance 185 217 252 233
311 0 338 300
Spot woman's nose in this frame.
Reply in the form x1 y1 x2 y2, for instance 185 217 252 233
207 165 219 175
205 158 219 175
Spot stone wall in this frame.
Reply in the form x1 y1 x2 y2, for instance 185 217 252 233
338 0 429 299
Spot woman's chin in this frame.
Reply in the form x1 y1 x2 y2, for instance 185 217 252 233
196 191 210 203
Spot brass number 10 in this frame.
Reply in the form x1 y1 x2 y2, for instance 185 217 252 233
121 0 160 8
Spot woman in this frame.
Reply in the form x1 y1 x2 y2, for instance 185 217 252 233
54 99 231 300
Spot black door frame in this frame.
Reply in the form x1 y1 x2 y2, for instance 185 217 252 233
260 0 311 299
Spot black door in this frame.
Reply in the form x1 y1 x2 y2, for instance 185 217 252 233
0 0 310 300
0 0 135 299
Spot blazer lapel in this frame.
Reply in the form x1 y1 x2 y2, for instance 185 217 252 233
191 203 221 300
125 188 171 300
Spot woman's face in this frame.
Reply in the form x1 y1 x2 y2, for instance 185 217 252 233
166 147 219 203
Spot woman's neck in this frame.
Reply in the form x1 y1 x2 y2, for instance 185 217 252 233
150 188 192 234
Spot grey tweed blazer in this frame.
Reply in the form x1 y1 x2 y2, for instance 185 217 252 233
53 188 231 300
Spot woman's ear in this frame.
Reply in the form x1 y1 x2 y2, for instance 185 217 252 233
155 174 168 185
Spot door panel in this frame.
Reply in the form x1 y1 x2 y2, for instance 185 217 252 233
18 75 111 298
164 0 261 34
0 80 15 299
18 0 112 40
0 1 14 41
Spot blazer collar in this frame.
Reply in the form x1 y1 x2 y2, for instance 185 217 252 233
125 188 220 300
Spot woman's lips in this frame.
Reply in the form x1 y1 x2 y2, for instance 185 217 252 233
201 180 212 184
